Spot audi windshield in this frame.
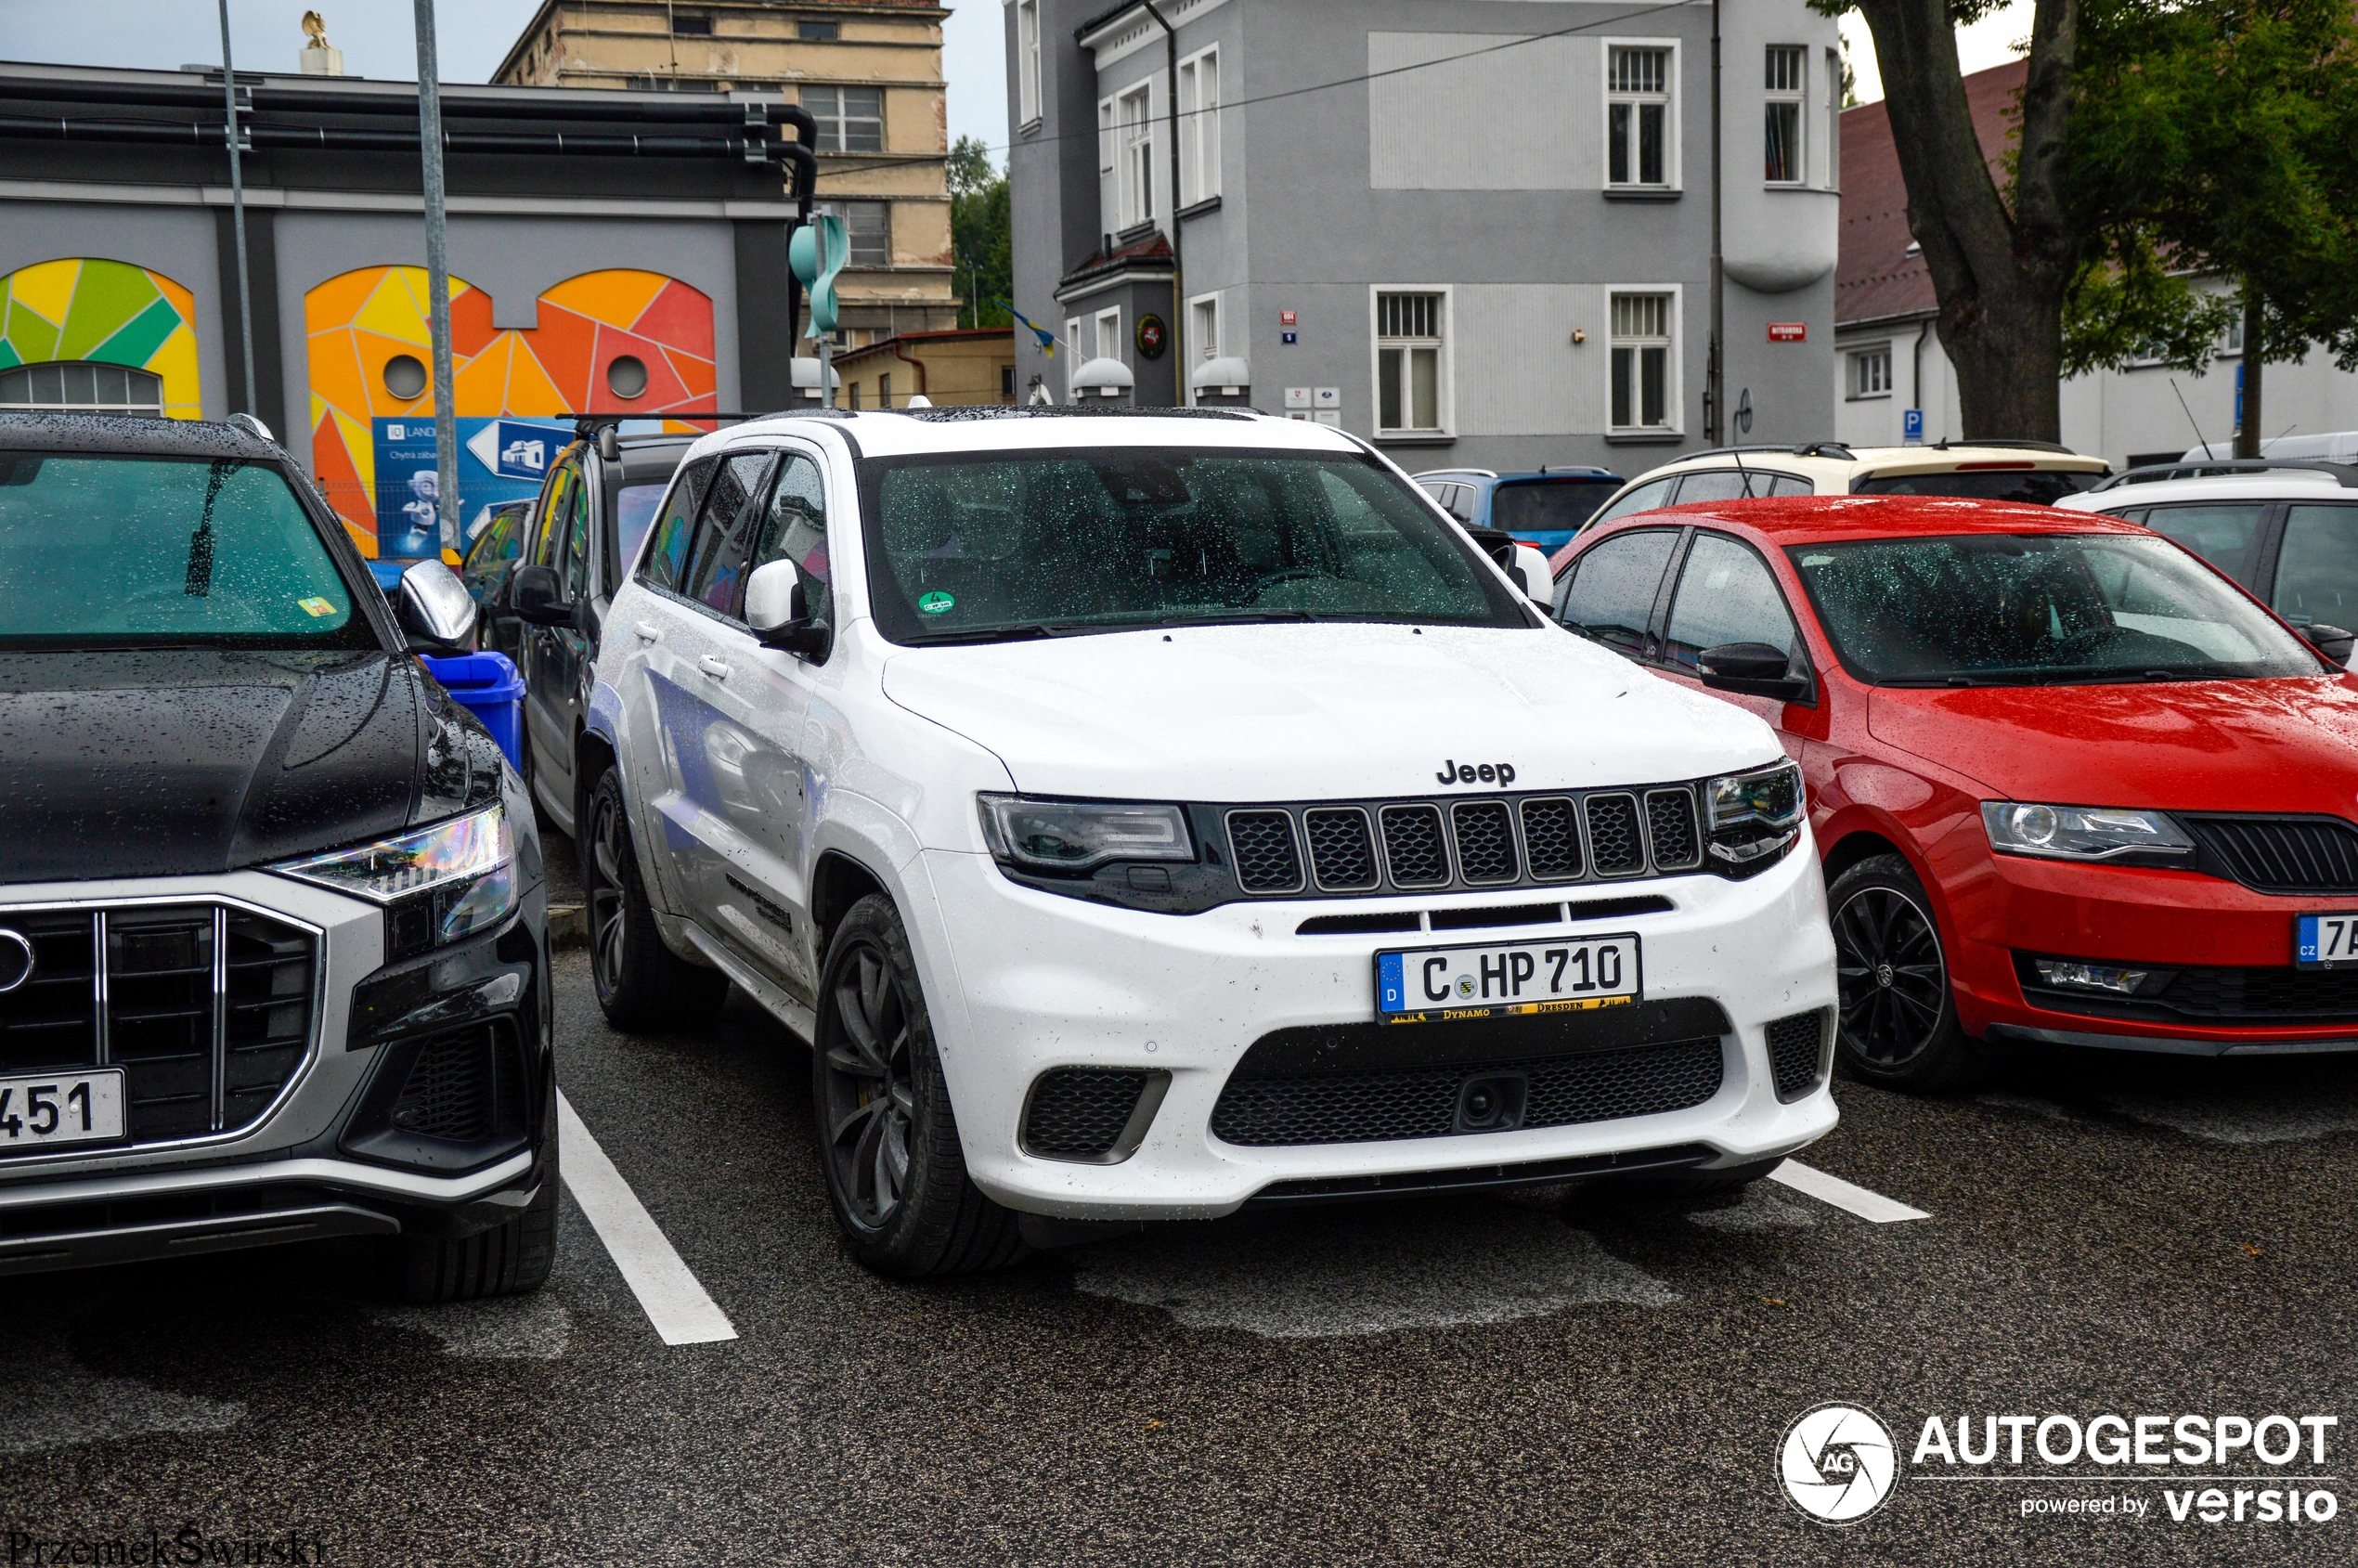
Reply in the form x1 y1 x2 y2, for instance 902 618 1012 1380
1789 532 2322 685
858 447 1530 643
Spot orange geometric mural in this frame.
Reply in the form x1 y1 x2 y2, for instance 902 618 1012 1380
305 266 717 554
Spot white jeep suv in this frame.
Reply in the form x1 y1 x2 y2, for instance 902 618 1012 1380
576 408 1837 1275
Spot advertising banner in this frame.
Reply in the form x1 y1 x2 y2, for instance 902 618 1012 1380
371 416 575 561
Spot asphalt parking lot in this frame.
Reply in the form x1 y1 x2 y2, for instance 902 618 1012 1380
6 840 2355 1565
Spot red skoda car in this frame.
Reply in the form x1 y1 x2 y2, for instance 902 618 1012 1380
1549 495 2358 1089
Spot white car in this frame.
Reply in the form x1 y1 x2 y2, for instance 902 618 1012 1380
574 408 1838 1275
2054 457 2358 659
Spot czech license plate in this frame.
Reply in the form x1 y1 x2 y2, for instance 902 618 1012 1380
1376 934 1641 1023
0 1069 125 1151
2296 913 2358 969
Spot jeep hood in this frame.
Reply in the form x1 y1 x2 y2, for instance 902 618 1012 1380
0 650 503 883
880 623 1781 801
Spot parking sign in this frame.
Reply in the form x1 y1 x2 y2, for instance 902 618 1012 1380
1902 408 1924 445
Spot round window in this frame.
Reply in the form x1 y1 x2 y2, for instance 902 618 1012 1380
606 355 649 399
382 354 428 399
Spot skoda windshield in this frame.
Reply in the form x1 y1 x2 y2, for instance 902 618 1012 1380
0 451 369 650
859 447 1530 643
1789 532 2321 686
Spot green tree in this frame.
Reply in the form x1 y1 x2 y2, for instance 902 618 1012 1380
2068 0 2358 455
949 136 1012 330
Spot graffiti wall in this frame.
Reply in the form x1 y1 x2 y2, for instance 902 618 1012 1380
0 259 201 419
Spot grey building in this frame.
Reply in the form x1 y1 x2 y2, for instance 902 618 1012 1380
1005 0 1840 469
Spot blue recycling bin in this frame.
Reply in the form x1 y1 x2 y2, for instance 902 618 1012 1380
421 651 526 771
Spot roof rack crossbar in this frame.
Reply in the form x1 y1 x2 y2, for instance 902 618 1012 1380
2091 458 2358 493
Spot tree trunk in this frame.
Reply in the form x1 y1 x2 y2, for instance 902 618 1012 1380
2235 288 2263 459
1855 0 2084 444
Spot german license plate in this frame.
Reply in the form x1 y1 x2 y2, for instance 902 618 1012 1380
1376 934 1641 1023
0 1069 125 1151
2296 913 2358 969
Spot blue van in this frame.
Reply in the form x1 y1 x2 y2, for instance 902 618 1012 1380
1412 467 1625 554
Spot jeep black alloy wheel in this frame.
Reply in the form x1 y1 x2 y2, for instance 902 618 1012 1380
1826 853 1984 1091
581 769 730 1031
820 941 917 1227
587 783 631 1006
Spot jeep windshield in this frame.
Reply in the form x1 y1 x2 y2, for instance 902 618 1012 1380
0 451 371 650
1789 532 2320 686
860 447 1530 643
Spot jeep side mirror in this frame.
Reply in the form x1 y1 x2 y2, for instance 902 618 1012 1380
2300 622 2354 667
509 563 577 628
1697 641 1810 700
745 557 832 660
396 559 478 652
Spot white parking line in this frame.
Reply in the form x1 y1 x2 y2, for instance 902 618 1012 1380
1768 1160 1931 1225
557 1091 738 1346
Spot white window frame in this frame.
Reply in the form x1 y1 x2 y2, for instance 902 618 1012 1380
1117 82 1156 229
1095 306 1125 369
1064 315 1082 399
1186 289 1222 405
1601 39 1679 191
1847 343 1893 401
1016 0 1043 129
1606 287 1681 434
1764 45 1807 187
1369 286 1453 438
1824 46 1842 188
1178 45 1221 207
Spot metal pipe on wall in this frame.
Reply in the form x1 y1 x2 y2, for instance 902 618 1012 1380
414 0 460 558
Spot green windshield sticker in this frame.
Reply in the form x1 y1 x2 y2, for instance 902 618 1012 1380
917 590 955 615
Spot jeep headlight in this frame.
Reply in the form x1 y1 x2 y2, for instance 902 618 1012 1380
272 804 517 958
1703 760 1805 875
1981 801 2194 863
978 795 1194 873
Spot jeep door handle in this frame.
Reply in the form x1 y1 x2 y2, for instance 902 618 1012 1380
697 656 732 680
632 621 661 642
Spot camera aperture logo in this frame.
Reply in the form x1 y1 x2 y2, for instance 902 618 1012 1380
1781 1403 1901 1524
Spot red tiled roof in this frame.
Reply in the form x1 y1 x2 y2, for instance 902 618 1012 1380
1837 58 2026 326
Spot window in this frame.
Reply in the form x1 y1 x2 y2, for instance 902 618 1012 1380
671 12 712 36
878 371 893 408
1848 345 1892 399
1606 45 1672 188
810 200 889 266
0 362 163 416
2274 505 2358 627
683 452 776 617
1001 364 1017 403
1610 292 1675 431
1179 47 1220 205
615 482 668 582
1095 307 1123 367
803 84 884 153
638 458 715 593
1557 528 1678 655
1117 84 1155 227
559 468 594 601
1664 532 1801 675
1765 45 1805 185
1825 47 1842 188
532 461 577 569
1064 317 1082 398
1376 292 1445 434
847 381 862 410
2143 502 2270 586
1017 1 1042 126
797 19 838 42
628 74 720 91
1677 470 1797 504
1588 476 1676 527
747 452 831 624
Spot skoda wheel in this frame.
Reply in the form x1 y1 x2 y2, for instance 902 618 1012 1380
1827 854 1988 1092
813 893 1025 1276
582 768 729 1032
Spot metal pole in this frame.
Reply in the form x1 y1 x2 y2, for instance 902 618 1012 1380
1706 0 1724 446
414 0 461 557
818 337 834 409
216 0 255 419
1142 1 1184 406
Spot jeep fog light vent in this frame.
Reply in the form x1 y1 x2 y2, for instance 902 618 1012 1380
1020 1069 1170 1162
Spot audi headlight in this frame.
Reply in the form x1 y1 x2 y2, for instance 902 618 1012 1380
272 804 517 959
1980 802 2194 863
978 795 1194 873
1703 760 1805 875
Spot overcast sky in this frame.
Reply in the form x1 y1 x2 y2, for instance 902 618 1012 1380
0 1 2028 162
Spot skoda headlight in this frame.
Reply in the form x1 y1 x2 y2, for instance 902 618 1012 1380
1980 802 2194 863
979 795 1194 873
1702 760 1806 875
272 804 517 958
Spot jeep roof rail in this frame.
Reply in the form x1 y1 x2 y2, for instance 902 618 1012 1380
2091 458 2358 493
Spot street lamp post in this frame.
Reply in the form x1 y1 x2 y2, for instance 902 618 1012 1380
414 0 461 557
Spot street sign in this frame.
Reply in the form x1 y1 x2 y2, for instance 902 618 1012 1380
1281 331 1298 344
1280 309 1297 326
1768 322 1807 343
790 214 848 336
1902 408 1924 445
